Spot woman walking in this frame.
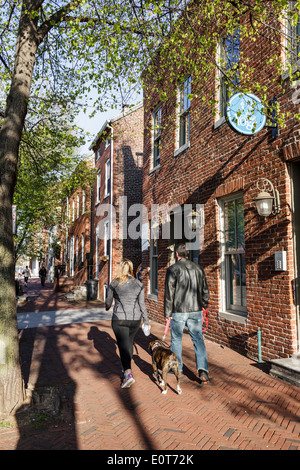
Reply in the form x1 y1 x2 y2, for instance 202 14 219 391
105 259 150 389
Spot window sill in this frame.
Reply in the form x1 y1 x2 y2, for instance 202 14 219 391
104 193 110 199
218 310 247 325
174 141 190 157
149 164 160 174
214 116 226 129
147 293 158 301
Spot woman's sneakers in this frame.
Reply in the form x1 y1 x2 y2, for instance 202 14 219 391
121 373 135 389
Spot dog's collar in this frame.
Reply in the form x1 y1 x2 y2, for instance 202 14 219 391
152 340 168 350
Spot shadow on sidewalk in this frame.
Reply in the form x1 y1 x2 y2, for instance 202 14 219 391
16 322 160 450
17 326 78 450
18 278 106 314
87 326 157 450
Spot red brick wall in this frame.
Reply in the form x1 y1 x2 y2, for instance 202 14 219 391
92 105 144 300
141 17 299 361
59 184 92 292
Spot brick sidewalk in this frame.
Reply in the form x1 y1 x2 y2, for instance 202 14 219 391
0 279 299 450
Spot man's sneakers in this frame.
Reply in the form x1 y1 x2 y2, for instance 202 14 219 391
198 369 211 385
121 373 135 389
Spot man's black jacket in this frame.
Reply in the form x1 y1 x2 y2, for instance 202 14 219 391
164 258 210 318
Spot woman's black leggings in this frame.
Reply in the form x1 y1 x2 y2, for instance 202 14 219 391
112 319 141 371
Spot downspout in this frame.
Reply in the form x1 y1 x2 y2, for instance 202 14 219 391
257 328 262 363
107 124 113 284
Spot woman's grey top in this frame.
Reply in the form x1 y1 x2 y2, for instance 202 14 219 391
105 276 150 324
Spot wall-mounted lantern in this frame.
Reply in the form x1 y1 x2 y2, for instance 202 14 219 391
254 178 281 217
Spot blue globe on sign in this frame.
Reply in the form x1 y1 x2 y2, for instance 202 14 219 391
226 93 267 135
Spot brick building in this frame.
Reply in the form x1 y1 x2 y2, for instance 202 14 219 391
57 155 94 293
141 11 300 363
89 103 144 300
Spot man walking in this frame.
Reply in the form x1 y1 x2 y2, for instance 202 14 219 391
39 265 47 287
23 266 31 288
164 243 210 384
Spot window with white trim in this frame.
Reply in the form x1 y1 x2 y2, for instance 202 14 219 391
66 197 70 223
82 190 85 214
152 105 161 168
104 220 110 258
96 148 101 161
76 194 80 219
96 170 101 203
75 236 79 267
177 76 191 150
72 199 75 222
217 28 240 119
70 236 74 276
286 1 300 65
150 220 158 294
105 159 110 197
219 194 246 316
81 233 84 266
95 236 99 278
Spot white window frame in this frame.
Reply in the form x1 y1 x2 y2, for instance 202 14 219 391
72 199 75 222
66 197 70 223
218 193 247 323
76 194 80 219
70 236 74 276
216 29 240 122
96 169 101 204
284 1 300 68
81 233 84 266
95 236 99 278
75 236 79 267
105 159 110 198
82 190 86 214
104 220 110 258
152 105 161 169
96 148 101 161
175 76 191 156
104 283 108 300
149 220 158 295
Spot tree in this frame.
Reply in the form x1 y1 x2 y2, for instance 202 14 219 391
14 106 85 260
0 0 299 419
0 0 181 419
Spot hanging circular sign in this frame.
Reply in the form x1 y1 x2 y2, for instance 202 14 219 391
226 93 267 135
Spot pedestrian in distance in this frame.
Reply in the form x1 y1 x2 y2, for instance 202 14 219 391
39 265 47 287
105 259 150 389
164 243 211 384
23 266 31 288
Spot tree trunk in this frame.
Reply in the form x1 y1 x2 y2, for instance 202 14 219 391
0 4 38 419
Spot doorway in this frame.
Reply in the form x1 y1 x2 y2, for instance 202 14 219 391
290 161 300 353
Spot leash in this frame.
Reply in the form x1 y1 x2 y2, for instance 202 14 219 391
162 318 171 341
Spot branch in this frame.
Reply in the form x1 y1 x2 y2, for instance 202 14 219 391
36 0 84 43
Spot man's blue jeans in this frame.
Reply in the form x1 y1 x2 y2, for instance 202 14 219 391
171 311 208 373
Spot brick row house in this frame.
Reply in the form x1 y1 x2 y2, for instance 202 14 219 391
89 103 144 299
56 7 300 376
57 104 144 300
140 7 300 369
57 155 94 294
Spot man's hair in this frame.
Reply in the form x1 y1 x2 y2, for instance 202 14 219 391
174 243 189 259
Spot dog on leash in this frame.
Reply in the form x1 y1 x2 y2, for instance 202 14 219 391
149 340 182 395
